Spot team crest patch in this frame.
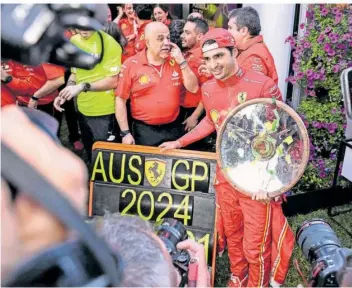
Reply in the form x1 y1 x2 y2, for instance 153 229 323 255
237 92 247 104
210 109 220 124
145 159 166 187
169 59 175 66
121 23 127 30
140 33 145 40
139 74 150 85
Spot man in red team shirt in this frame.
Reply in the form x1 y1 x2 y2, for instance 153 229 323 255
228 7 278 84
160 29 294 287
133 4 153 54
115 21 198 146
1 61 64 119
180 17 210 133
114 4 137 62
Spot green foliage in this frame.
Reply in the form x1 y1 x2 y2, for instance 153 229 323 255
285 4 352 102
285 4 351 192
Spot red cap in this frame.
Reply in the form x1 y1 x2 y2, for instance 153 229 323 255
200 28 236 53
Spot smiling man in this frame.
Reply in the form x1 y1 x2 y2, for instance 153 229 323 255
159 28 294 288
114 21 198 147
179 17 211 137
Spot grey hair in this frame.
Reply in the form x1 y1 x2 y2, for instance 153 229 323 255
92 213 173 287
228 6 261 36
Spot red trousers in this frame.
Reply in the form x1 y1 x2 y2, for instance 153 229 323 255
215 182 294 287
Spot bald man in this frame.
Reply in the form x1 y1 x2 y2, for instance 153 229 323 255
115 22 199 146
187 12 203 20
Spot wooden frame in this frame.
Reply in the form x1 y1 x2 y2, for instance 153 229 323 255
89 142 218 287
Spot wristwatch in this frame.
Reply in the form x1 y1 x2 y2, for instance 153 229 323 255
120 130 131 137
2 76 13 84
82 82 91 92
31 95 39 101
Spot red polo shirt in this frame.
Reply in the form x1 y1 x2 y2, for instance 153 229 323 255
182 46 212 108
119 18 137 62
115 49 183 125
5 61 65 106
134 20 153 53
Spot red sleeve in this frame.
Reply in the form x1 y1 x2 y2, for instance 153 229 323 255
41 64 65 80
241 55 269 77
260 78 282 101
6 77 38 96
178 113 215 147
115 62 133 99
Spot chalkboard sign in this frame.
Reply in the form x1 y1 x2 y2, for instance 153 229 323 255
88 142 218 273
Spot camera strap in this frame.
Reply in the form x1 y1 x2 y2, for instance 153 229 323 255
1 142 123 287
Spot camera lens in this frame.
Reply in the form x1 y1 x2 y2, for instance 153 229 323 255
296 219 341 262
155 218 188 254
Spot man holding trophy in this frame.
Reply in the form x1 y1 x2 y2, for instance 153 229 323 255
160 28 297 287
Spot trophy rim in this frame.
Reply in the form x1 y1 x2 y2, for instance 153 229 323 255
216 98 310 198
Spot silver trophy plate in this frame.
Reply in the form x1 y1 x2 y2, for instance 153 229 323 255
217 98 310 198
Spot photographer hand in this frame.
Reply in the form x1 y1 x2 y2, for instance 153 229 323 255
177 239 210 287
1 106 88 265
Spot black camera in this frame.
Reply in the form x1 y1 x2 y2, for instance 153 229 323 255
154 218 190 287
296 219 352 287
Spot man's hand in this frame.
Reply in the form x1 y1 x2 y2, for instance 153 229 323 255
117 6 123 16
122 133 135 145
252 190 271 202
177 239 210 287
159 140 182 152
28 98 38 109
53 96 66 112
126 34 136 41
58 84 83 101
183 115 198 132
198 63 211 78
170 42 185 65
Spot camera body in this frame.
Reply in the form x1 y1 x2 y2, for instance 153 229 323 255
296 219 352 287
155 218 190 286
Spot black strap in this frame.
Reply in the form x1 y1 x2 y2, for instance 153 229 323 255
1 143 123 287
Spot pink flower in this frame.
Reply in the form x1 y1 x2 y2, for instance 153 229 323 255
296 45 304 53
303 42 311 49
331 7 340 15
342 34 350 41
324 43 331 52
306 69 314 79
299 23 305 29
313 73 320 80
317 34 325 43
335 14 342 24
337 44 347 50
306 10 313 19
285 36 294 43
309 90 316 97
333 64 340 73
321 7 329 16
328 49 336 57
296 72 304 79
324 26 332 34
